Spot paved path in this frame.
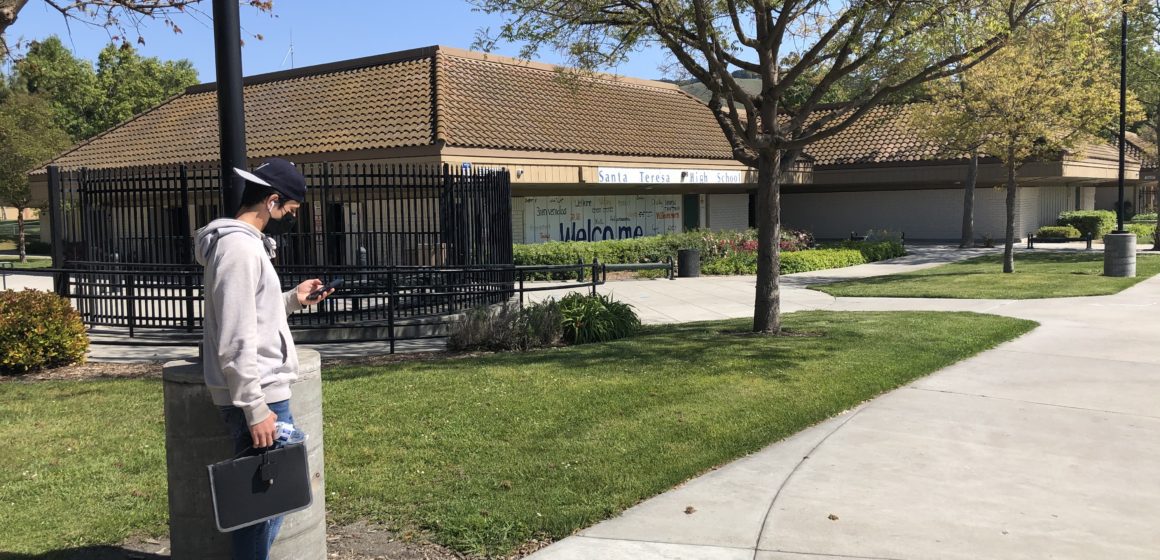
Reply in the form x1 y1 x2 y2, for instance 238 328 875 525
527 248 1160 559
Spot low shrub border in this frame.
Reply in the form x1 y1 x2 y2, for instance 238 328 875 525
1125 222 1156 243
1057 210 1117 239
515 232 905 277
1035 225 1082 239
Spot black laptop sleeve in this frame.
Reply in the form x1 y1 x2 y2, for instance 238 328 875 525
207 442 313 532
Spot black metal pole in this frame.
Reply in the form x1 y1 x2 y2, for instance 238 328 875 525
1118 2 1128 233
213 0 247 217
46 165 68 296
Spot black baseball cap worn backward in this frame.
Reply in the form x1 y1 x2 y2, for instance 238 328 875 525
234 158 307 202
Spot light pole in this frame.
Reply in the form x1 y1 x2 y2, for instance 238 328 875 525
213 0 247 217
1106 0 1137 277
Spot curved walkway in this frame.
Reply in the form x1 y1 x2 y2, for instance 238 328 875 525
528 248 1160 559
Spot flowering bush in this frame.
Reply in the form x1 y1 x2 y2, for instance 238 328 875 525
0 290 88 375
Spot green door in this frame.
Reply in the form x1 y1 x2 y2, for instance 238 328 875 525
682 194 700 232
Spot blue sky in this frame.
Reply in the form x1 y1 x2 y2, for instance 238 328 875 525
6 0 673 82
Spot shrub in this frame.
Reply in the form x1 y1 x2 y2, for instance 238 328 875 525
25 240 52 255
840 240 906 262
448 300 564 352
558 293 640 344
1131 212 1157 223
0 290 88 375
514 233 902 278
1057 210 1116 239
513 228 815 280
1125 222 1156 243
1035 225 1082 239
448 304 525 352
780 248 866 274
523 299 564 348
860 229 905 244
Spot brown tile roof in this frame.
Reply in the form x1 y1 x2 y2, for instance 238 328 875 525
806 103 1140 168
436 50 734 158
803 104 949 166
46 52 435 169
39 45 1137 173
43 46 737 170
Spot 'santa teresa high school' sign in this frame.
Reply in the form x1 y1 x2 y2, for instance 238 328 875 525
597 167 744 184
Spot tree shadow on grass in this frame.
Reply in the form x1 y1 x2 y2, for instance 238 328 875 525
323 318 851 384
0 547 166 560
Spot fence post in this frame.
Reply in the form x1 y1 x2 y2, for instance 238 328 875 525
518 269 525 309
591 258 599 296
576 257 584 282
47 166 69 296
387 271 396 354
126 273 136 338
181 165 196 332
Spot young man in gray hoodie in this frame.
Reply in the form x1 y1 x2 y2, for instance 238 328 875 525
194 158 331 560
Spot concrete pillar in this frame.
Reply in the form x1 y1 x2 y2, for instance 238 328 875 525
163 349 326 560
1103 232 1137 278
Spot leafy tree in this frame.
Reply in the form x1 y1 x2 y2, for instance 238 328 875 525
1123 0 1160 248
938 6 1128 273
0 92 70 262
0 1 273 59
11 36 99 139
908 10 1000 249
13 36 197 140
93 41 197 135
911 93 988 249
473 0 1046 333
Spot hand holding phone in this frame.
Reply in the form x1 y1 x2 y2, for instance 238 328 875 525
309 278 344 300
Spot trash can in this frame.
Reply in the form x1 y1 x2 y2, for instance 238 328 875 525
677 249 701 278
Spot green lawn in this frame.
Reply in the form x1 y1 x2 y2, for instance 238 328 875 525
0 255 52 269
0 311 1037 556
813 252 1160 299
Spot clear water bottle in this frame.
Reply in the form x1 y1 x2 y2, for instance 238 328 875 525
274 421 307 446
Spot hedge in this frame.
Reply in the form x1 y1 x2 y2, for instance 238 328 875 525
1035 225 1082 239
1057 210 1117 239
780 248 867 274
515 229 808 278
515 232 905 277
1126 222 1156 242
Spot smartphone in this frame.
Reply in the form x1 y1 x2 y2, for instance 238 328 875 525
309 278 344 300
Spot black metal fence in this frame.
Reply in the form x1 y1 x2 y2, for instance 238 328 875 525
47 162 536 347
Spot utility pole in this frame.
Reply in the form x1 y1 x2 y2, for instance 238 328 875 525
213 0 248 217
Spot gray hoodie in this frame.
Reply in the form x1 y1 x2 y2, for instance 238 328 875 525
195 218 303 426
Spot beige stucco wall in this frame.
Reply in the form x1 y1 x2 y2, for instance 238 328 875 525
706 194 749 231
781 185 1075 241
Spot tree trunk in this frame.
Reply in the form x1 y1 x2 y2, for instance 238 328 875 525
1003 153 1017 274
753 149 782 333
960 151 978 249
16 207 25 263
0 0 30 57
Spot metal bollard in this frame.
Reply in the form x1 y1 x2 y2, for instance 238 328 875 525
162 349 327 560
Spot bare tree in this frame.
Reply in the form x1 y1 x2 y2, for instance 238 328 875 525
0 0 272 59
474 0 1046 332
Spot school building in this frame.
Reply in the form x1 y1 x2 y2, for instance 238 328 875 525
31 45 1150 248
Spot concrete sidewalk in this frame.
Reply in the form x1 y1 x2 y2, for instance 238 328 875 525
527 251 1160 559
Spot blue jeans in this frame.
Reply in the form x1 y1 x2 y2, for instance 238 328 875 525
218 399 292 560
